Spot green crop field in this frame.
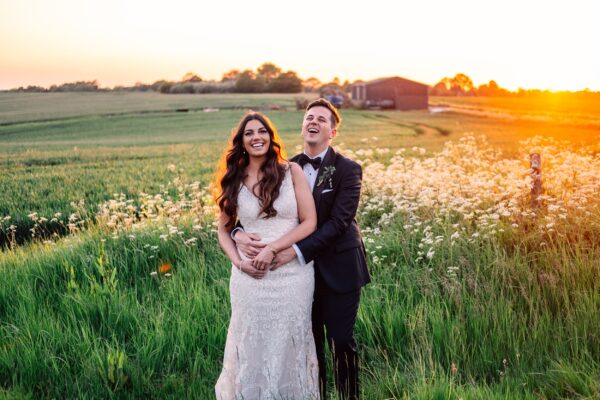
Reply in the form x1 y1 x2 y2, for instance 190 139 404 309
1 92 599 399
2 92 598 246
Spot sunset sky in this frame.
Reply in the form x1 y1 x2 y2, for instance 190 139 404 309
1 0 599 91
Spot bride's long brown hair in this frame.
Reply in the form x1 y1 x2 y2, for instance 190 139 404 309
215 112 287 230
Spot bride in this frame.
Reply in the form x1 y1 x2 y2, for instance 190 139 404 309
214 112 320 399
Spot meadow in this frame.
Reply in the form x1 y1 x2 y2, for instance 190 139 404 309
0 92 599 399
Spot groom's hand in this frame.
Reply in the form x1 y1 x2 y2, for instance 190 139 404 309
271 247 297 271
233 231 266 258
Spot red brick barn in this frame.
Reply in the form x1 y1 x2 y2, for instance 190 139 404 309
351 76 429 110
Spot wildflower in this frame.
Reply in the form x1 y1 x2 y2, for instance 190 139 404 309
185 238 198 245
159 263 172 273
426 248 435 259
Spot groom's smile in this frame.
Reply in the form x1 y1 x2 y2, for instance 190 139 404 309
302 106 337 151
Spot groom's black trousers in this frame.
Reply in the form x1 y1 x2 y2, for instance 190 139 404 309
312 276 361 400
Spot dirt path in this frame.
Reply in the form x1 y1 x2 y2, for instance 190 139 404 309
362 112 450 136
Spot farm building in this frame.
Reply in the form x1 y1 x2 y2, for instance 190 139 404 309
351 76 429 110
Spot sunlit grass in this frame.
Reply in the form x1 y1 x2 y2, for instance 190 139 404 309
1 93 599 398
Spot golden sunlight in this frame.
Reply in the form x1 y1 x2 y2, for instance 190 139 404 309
0 0 598 90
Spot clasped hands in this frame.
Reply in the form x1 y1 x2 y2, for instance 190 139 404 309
234 231 296 279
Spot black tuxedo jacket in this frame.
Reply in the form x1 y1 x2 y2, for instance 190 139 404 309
291 147 370 293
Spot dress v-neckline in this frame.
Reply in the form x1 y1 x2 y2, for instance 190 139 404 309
241 183 258 198
241 166 290 199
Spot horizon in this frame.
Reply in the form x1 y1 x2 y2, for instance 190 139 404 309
4 73 600 94
1 0 599 92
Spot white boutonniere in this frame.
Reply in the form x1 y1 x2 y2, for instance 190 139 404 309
317 166 335 189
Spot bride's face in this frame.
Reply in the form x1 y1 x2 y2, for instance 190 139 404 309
242 119 271 158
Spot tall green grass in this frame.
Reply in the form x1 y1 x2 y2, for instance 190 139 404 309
1 224 229 398
1 210 599 398
2 186 599 398
2 93 600 398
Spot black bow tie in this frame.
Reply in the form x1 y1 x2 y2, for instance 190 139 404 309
297 154 322 169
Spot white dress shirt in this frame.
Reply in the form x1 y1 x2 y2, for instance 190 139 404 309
302 147 329 192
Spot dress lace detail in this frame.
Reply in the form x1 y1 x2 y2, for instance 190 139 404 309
216 168 319 400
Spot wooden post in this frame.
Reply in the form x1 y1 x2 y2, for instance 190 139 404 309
530 153 543 209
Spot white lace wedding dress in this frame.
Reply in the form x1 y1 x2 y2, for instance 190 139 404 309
215 169 320 400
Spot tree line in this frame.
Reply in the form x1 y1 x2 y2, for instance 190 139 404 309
9 63 314 94
430 73 598 97
7 66 598 97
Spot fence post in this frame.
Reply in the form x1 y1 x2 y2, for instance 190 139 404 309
530 153 543 209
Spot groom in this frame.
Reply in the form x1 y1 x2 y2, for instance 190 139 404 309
234 98 370 399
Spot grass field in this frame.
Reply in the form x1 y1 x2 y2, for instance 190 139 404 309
2 93 599 246
430 94 600 124
1 92 599 399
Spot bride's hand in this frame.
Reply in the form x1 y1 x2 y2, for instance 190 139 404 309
238 260 267 279
233 231 266 258
252 246 276 271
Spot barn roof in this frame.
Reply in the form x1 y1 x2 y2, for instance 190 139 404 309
354 76 429 88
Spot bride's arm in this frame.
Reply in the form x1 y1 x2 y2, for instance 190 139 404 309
218 211 266 279
252 163 316 269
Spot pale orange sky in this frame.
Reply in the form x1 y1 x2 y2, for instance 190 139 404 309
1 0 599 91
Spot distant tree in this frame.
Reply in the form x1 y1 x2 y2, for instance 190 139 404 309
430 81 451 96
319 82 344 97
341 79 352 92
132 82 151 92
171 82 195 93
221 69 240 82
150 80 169 91
182 72 202 82
267 71 303 93
11 85 47 92
476 80 509 96
158 81 174 94
235 70 265 93
257 62 282 83
48 80 99 92
431 73 474 96
451 73 474 94
303 77 321 93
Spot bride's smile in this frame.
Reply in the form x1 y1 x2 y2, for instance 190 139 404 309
243 119 271 157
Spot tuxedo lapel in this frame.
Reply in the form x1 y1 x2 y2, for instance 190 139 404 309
313 147 336 210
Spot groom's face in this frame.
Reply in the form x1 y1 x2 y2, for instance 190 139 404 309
301 106 337 148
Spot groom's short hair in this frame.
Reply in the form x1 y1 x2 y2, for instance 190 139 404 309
306 98 341 130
